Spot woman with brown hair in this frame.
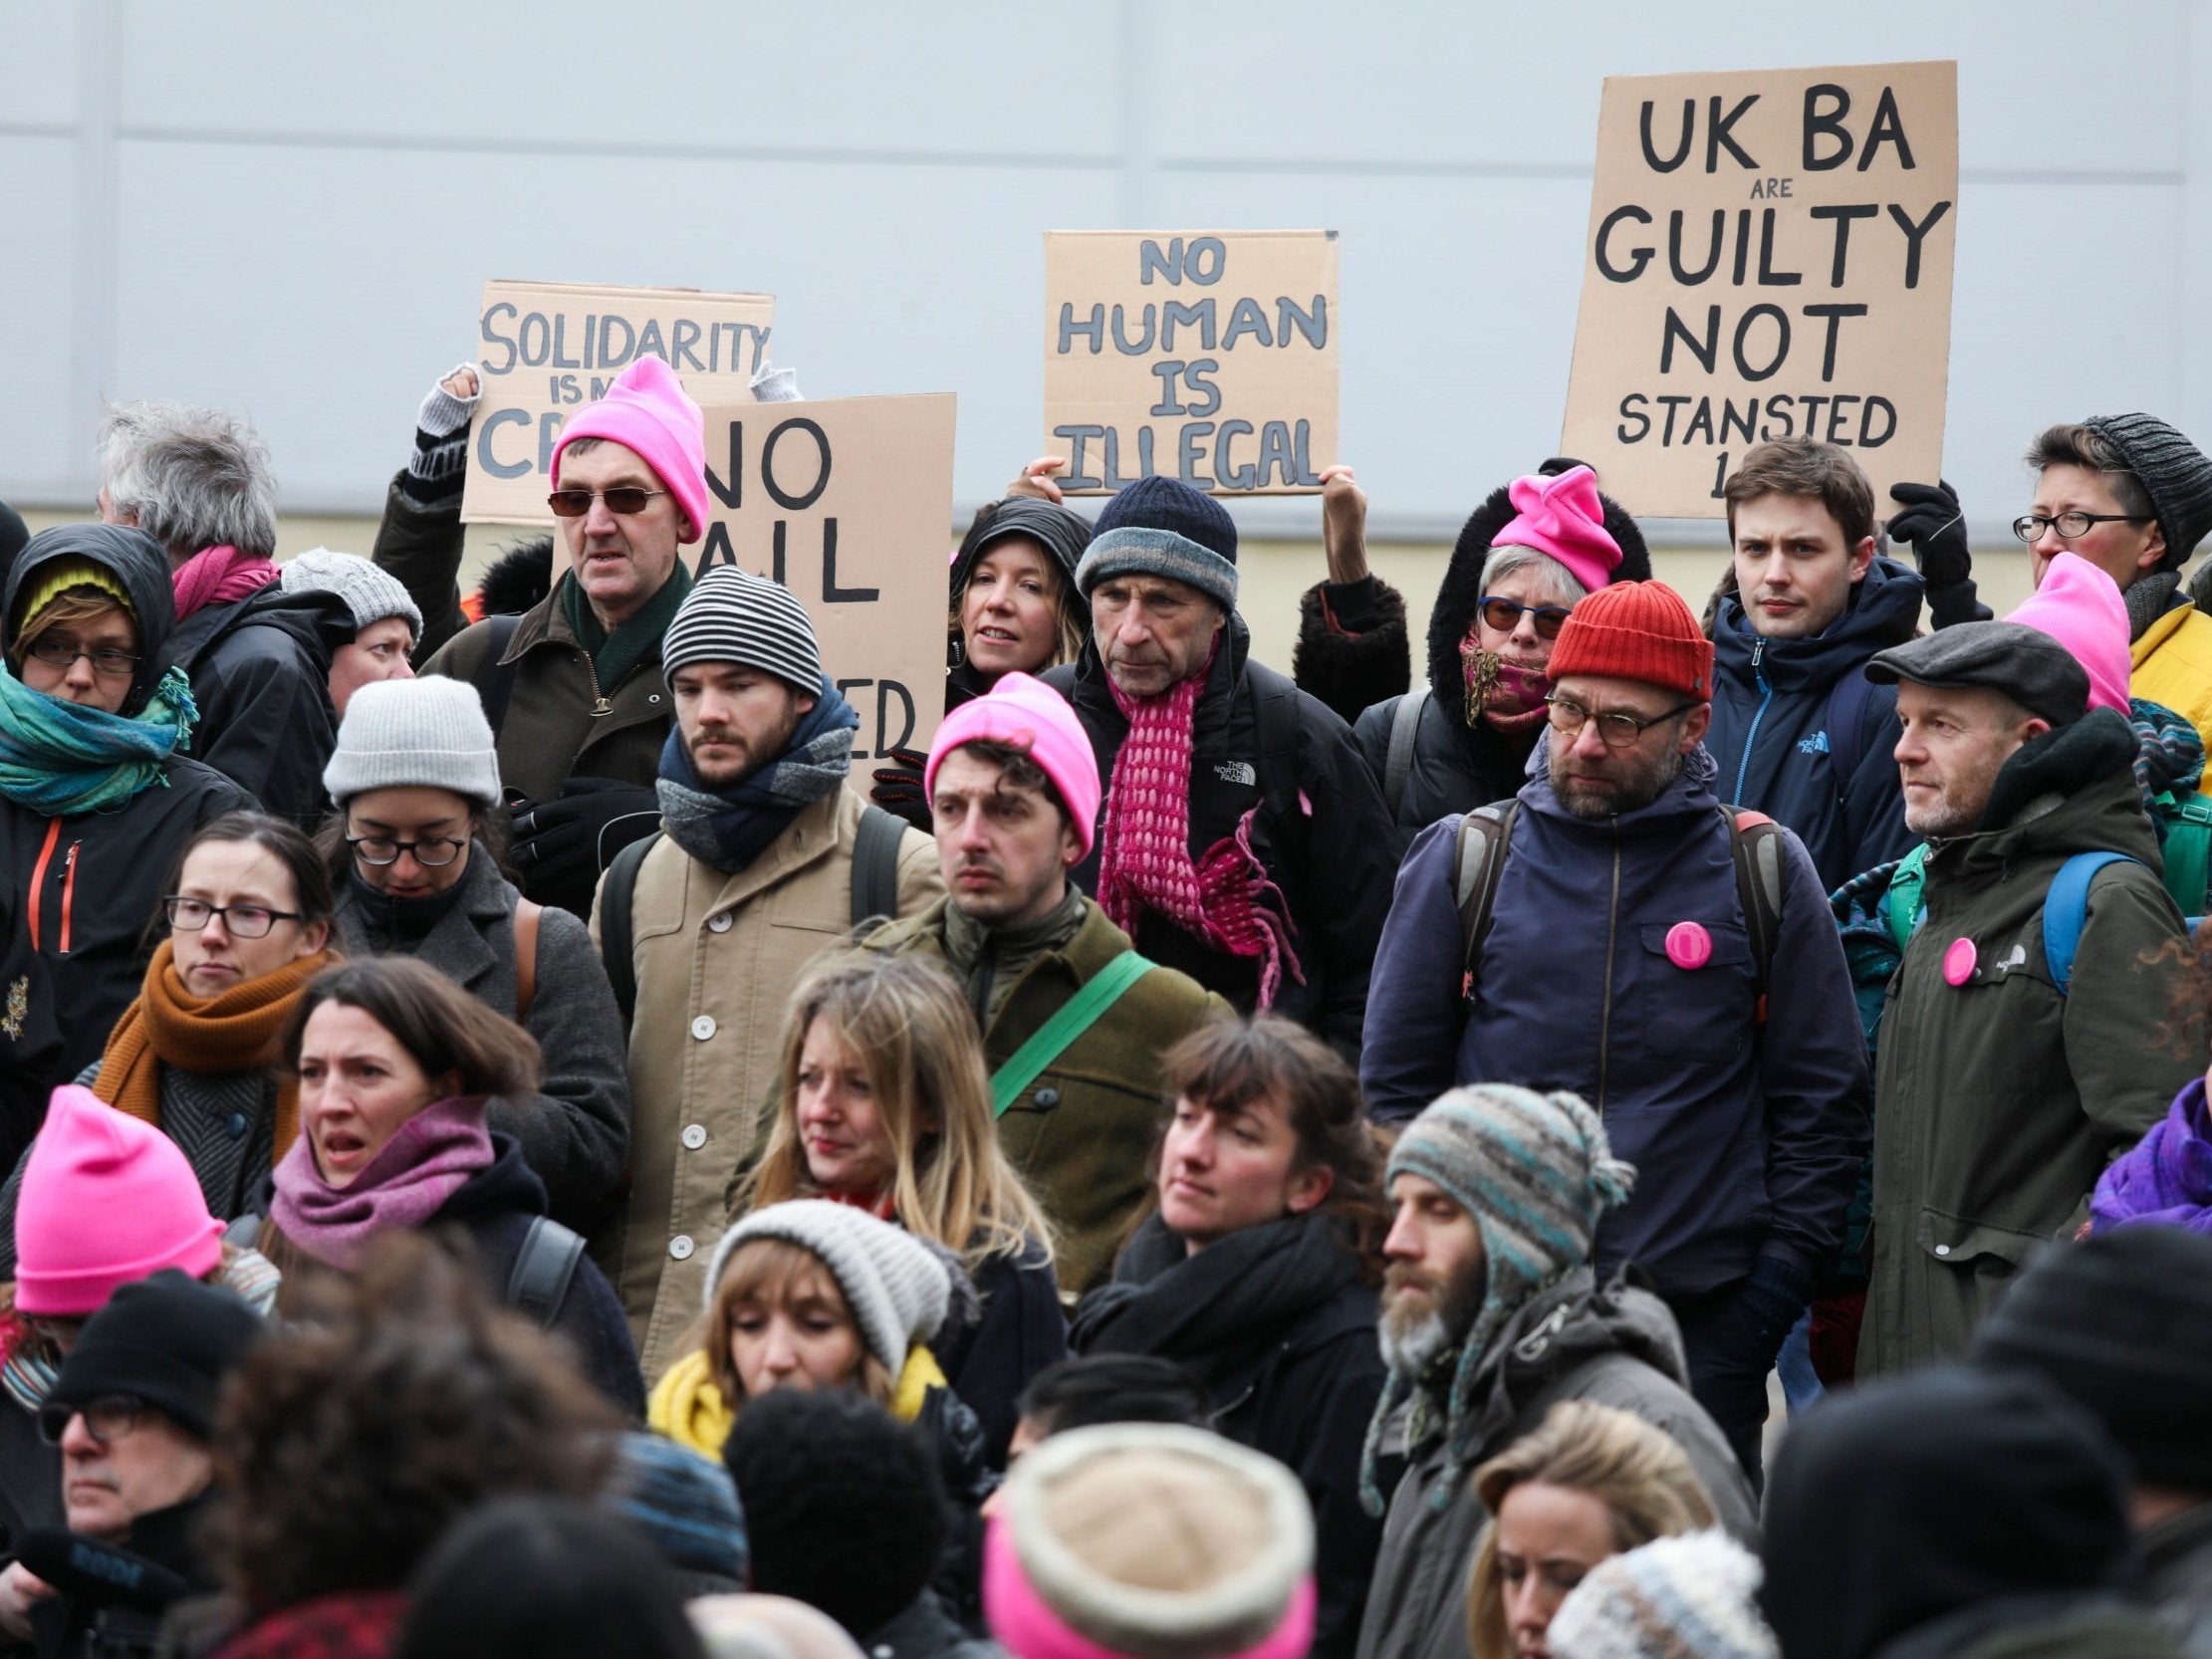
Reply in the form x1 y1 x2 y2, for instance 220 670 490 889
731 950 1063 1464
258 956 642 1415
1465 1400 1719 1659
1067 1014 1393 1659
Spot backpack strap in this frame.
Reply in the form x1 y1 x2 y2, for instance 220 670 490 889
513 898 543 1021
1722 806 1785 1025
505 1214 586 1330
851 804 904 928
1824 668 1876 804
471 613 526 740
1884 843 1932 950
2155 789 2212 922
990 950 1154 1116
2042 850 2139 999
1452 801 1520 1004
1384 689 1428 813
600 830 662 1032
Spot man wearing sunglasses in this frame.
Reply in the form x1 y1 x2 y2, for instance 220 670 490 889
420 356 707 917
1362 580 1867 1490
0 1272 261 1652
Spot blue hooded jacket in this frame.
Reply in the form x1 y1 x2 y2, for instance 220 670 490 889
1707 556 1924 893
1359 741 1869 1298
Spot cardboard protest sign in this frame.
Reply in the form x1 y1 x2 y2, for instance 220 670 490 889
691 393 957 775
462 280 776 525
1044 231 1338 495
1560 61 1957 518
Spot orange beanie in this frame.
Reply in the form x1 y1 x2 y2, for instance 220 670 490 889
1546 581 1714 699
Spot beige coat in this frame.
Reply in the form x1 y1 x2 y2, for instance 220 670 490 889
590 787 942 1380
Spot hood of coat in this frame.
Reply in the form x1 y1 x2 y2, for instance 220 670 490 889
2 524 178 717
1522 730 1725 835
1714 554 1926 696
1952 708 2155 860
1484 1268 1690 1401
1760 1366 2133 1659
165 579 352 680
1425 471 1651 719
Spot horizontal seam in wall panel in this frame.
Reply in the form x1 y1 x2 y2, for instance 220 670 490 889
110 126 1119 168
1158 158 2183 187
0 122 77 139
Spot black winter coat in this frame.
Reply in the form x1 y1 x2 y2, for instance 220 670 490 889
1042 615 1400 1057
1351 692 1537 834
0 528 255 1160
159 585 350 826
930 1241 1067 1469
1072 1213 1391 1659
24 1494 219 1659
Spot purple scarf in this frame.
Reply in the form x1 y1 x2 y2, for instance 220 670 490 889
270 1096 495 1271
2090 1078 2212 1236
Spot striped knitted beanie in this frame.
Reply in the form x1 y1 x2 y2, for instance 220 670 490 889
1548 1532 1777 1659
1076 476 1238 612
663 568 822 694
1360 1084 1635 1516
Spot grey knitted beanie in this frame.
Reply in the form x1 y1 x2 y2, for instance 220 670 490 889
703 1200 950 1378
322 675 502 808
663 568 823 694
1548 1531 1778 1659
2083 413 2212 570
280 548 423 636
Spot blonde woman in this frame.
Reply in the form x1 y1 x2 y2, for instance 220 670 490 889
733 951 1064 1464
1466 1401 1719 1659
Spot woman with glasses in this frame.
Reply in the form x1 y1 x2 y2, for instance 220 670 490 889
1339 465 1648 832
316 676 629 1233
0 525 256 1156
0 812 337 1265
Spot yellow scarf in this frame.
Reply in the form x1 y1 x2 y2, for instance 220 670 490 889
646 1344 947 1456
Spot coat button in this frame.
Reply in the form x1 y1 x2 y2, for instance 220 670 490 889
707 912 733 934
1032 1086 1061 1109
1934 1244 1951 1256
669 1235 695 1260
681 1124 707 1150
226 1113 249 1138
691 1015 717 1041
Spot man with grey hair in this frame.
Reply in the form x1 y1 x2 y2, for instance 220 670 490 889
96 402 350 820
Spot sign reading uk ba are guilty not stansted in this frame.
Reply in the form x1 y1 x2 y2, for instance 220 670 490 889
1560 61 1957 518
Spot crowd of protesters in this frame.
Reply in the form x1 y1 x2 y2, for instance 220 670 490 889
4 352 2212 1659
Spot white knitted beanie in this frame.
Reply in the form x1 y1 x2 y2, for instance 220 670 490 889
322 675 502 808
280 548 423 636
702 1200 949 1377
1547 1531 1778 1659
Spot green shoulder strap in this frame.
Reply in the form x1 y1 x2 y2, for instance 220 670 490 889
990 950 1152 1117
2156 790 2212 918
1884 842 1932 950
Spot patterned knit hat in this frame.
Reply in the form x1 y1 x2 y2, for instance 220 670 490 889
1076 476 1239 611
552 356 710 545
1548 1532 1778 1659
702 1201 950 1379
604 1430 750 1591
1361 1085 1636 1517
2083 412 2212 571
322 674 503 808
1548 582 1714 699
279 549 423 637
985 1423 1316 1659
663 568 823 695
12 557 134 634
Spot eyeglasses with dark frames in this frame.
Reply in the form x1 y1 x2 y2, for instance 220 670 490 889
1544 694 1701 749
344 833 467 868
163 896 305 938
37 1394 145 1447
25 640 139 677
2010 511 2152 544
546 486 667 518
1477 595 1574 641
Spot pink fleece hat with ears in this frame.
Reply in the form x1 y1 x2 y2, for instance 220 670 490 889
2007 552 2132 715
1491 465 1624 595
925 672 1103 859
551 356 710 545
14 1087 224 1316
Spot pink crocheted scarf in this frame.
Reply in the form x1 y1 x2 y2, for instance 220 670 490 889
1097 656 1304 1006
172 544 278 621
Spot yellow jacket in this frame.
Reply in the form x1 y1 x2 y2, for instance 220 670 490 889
2132 603 2212 762
646 1342 948 1457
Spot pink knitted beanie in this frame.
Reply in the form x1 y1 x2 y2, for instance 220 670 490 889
926 672 1103 858
1492 466 1625 595
2008 552 2132 715
552 356 709 545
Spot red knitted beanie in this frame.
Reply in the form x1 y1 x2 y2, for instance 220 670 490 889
1547 581 1714 698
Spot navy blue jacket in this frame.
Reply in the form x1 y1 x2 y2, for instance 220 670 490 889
1707 557 1924 893
1358 744 1869 1297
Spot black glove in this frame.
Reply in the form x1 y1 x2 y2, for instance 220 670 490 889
1734 1255 1815 1368
869 746 932 833
510 777 661 916
1885 479 1973 591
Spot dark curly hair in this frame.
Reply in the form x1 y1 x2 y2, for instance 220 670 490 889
210 1233 616 1613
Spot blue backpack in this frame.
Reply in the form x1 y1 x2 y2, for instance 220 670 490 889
1883 845 2152 997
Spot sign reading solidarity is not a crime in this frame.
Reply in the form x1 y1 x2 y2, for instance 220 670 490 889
1560 61 1958 518
1044 230 1339 495
690 393 958 778
462 279 776 525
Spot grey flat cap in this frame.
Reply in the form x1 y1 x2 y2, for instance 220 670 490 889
1865 620 2089 727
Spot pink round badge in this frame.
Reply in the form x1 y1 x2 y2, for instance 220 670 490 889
1664 921 1713 971
1943 937 1978 987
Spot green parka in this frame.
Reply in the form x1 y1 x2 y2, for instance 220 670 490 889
1860 711 2204 1378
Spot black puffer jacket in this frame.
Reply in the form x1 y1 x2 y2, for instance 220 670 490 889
1072 1213 1390 1659
160 583 350 825
1042 614 1399 1057
0 527 254 1157
1341 472 1650 831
